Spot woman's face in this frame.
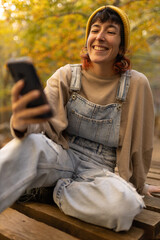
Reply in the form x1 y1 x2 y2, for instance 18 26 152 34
87 20 121 67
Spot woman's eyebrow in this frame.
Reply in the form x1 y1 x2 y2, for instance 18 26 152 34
91 24 100 28
107 24 119 30
91 23 119 30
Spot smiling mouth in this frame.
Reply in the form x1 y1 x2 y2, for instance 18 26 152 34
93 46 109 51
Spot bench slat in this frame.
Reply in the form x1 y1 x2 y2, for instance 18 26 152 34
134 208 160 239
147 172 160 180
12 202 145 240
144 196 160 213
0 208 79 240
146 178 160 186
149 168 160 174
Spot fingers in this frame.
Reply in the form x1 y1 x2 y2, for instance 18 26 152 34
12 90 40 113
12 103 51 130
11 80 25 103
151 186 160 192
147 185 160 196
15 104 50 120
146 192 153 197
11 80 51 132
11 80 41 112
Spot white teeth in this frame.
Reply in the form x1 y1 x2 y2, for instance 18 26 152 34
94 46 107 50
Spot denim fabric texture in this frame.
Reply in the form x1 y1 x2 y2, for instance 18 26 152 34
0 66 144 231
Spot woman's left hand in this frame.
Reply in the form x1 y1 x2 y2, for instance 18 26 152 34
146 185 160 197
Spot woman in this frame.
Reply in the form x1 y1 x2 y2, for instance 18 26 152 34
0 5 160 232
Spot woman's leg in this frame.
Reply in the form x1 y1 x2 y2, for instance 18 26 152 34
53 169 144 232
0 133 74 213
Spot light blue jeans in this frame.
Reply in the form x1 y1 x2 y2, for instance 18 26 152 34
0 133 144 232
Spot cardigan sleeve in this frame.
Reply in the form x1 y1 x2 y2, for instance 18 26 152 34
117 70 154 194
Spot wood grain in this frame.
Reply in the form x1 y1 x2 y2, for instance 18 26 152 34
144 196 160 213
134 208 160 239
0 208 79 240
12 202 145 240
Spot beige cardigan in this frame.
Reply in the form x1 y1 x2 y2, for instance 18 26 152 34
11 64 154 194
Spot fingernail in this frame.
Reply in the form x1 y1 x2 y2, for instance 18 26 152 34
33 90 40 96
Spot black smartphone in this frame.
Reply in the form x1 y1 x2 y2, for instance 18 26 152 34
7 57 53 119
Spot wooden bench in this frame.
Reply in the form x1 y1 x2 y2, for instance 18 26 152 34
0 167 160 240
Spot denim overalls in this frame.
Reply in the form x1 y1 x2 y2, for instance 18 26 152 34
53 65 144 231
0 65 144 232
66 64 131 172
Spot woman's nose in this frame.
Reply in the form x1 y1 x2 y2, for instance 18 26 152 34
96 31 105 41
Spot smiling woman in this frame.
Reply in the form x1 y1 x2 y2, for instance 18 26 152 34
0 4 160 233
87 20 121 76
81 6 130 74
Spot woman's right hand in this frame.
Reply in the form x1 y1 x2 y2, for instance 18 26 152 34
11 80 51 132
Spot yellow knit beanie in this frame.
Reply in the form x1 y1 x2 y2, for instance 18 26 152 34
85 5 130 52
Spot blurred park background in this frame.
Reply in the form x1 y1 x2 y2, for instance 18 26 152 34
0 0 160 154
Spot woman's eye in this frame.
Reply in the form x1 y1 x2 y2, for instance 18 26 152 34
108 31 116 35
91 30 98 33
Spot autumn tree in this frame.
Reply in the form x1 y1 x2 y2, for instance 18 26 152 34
0 17 18 111
0 0 160 114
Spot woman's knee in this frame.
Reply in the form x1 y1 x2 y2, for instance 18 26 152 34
53 176 144 232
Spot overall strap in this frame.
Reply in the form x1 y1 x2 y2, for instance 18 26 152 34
69 64 82 92
116 70 131 102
